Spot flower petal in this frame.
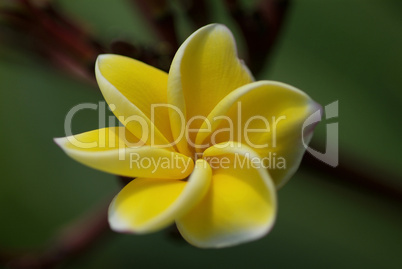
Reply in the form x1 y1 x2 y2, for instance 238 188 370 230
167 24 254 155
54 127 193 179
95 54 174 149
195 81 320 187
109 159 212 233
176 144 276 248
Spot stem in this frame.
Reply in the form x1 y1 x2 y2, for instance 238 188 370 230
4 201 112 269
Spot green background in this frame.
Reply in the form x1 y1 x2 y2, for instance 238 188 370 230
0 0 401 268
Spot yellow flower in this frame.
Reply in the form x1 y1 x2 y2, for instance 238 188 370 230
55 24 319 248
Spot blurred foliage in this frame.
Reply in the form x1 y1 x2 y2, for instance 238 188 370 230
0 0 401 268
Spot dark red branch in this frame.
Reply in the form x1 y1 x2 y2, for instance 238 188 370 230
18 0 103 61
110 40 171 72
301 145 402 204
1 0 105 83
130 0 178 53
4 201 111 269
179 0 209 29
224 0 290 74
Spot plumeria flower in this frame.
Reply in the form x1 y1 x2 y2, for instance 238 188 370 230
55 24 319 248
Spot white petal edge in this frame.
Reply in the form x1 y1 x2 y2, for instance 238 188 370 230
54 134 194 179
167 23 254 156
176 143 277 248
195 80 319 147
95 55 174 150
109 159 212 233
